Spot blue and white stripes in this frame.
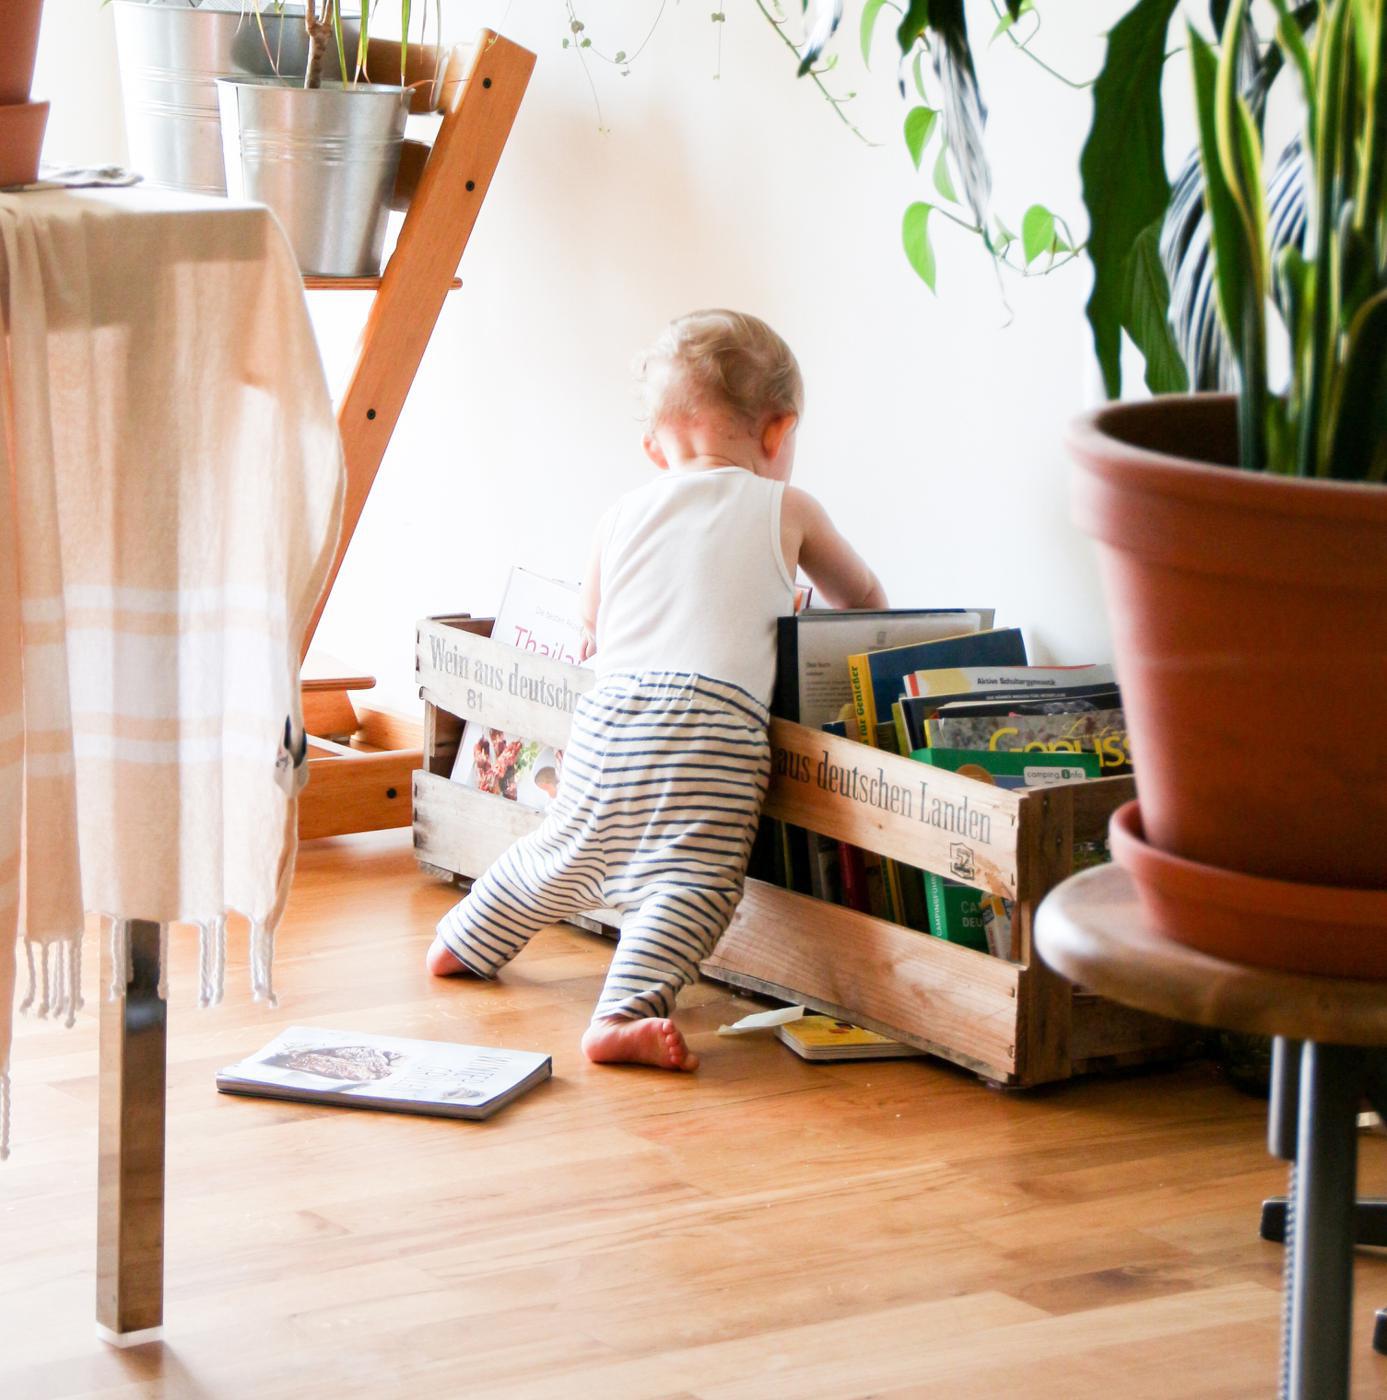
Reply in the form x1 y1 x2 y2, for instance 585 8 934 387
436 671 771 1021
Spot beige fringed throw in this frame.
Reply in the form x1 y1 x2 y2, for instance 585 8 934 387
0 190 346 1156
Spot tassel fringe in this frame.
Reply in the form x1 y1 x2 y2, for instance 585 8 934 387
0 1068 10 1163
249 918 277 1008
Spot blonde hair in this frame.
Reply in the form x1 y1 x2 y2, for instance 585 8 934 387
636 309 804 431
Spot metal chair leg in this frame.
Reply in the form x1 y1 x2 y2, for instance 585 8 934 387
1284 1041 1362 1400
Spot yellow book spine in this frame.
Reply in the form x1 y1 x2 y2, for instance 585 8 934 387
846 653 877 748
845 652 878 750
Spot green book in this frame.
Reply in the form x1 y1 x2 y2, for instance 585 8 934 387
911 747 1100 956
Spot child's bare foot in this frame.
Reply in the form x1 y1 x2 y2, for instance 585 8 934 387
426 937 481 977
581 1017 700 1072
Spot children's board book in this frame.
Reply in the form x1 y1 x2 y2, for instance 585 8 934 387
776 1014 927 1061
451 567 584 809
216 1027 552 1121
847 628 1029 753
773 609 994 731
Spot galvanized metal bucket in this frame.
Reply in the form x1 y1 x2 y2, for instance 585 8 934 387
217 78 409 277
113 0 316 196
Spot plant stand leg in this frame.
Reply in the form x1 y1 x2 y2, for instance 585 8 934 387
96 920 167 1346
1284 1040 1360 1400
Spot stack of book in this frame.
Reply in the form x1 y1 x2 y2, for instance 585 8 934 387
765 608 1129 960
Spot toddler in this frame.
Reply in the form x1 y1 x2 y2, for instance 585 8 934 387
427 310 885 1071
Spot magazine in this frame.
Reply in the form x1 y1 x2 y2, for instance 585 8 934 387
450 567 585 809
216 1026 552 1120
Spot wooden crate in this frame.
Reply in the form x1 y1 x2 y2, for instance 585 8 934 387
414 614 1199 1086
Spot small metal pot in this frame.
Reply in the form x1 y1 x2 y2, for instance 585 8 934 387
113 0 321 196
217 78 409 277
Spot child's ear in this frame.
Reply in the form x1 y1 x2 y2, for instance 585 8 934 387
763 413 798 461
642 432 670 471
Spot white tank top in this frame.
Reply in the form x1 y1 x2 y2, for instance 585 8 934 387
594 467 795 708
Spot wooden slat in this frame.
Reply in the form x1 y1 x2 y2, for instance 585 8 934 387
417 617 595 752
354 706 425 752
764 719 1022 899
299 749 418 840
1010 786 1076 1085
355 39 468 113
412 771 618 925
302 687 358 740
423 701 464 777
301 653 376 691
1071 774 1138 846
413 769 542 873
703 880 1022 1081
1069 992 1202 1067
303 274 462 292
303 34 537 653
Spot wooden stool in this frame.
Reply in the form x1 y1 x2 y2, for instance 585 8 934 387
1036 864 1387 1400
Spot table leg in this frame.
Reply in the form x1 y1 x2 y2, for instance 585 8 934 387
1286 1040 1360 1400
96 920 166 1346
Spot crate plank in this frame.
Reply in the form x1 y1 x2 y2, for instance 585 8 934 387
413 770 544 871
763 719 1022 899
417 617 594 751
703 880 1021 1079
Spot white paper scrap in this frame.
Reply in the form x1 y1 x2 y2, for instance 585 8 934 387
716 1005 806 1037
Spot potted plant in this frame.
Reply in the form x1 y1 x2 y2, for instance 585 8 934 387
791 1 1385 973
1 0 48 187
216 1 441 277
1068 0 1387 975
112 0 322 197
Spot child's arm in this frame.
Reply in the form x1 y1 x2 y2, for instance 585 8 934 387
782 486 887 609
577 525 603 661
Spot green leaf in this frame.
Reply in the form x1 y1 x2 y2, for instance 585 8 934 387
1021 203 1056 264
1189 27 1247 360
904 106 938 169
1122 220 1190 394
912 48 929 100
1079 0 1182 398
994 215 1017 250
902 201 938 290
1327 291 1387 480
933 146 957 201
860 0 889 66
992 0 1033 40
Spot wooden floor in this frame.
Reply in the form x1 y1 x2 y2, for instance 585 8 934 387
3 831 1385 1399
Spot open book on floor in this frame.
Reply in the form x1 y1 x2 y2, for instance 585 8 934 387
216 1027 552 1120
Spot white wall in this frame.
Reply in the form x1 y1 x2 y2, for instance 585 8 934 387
36 2 1152 715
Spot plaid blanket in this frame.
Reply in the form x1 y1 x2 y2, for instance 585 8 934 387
0 189 345 1156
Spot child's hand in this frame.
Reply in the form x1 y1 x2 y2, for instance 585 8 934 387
580 630 597 663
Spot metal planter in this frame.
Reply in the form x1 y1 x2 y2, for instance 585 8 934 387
113 0 318 196
217 78 409 277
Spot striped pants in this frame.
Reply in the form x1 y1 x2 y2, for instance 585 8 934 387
435 672 771 1021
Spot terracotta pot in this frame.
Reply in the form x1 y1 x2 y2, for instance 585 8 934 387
0 0 45 106
0 100 48 187
1109 801 1387 980
1070 394 1387 895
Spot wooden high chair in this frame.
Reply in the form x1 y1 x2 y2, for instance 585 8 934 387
296 30 535 843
